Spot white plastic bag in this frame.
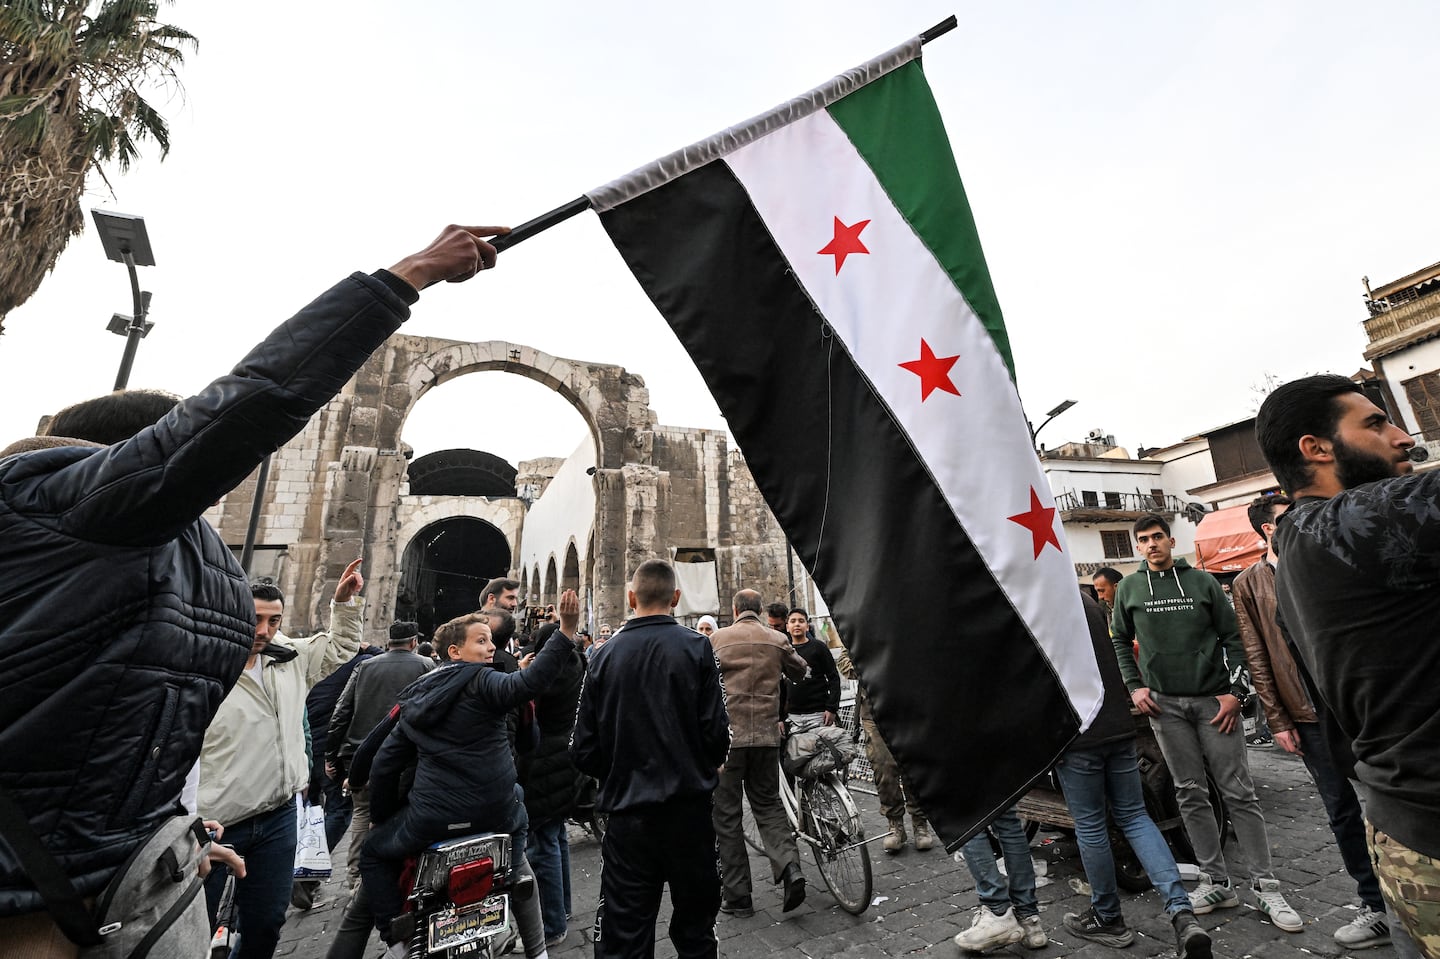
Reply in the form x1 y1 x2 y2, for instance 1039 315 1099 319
293 797 332 879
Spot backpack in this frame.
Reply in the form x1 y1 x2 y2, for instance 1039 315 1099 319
0 787 209 959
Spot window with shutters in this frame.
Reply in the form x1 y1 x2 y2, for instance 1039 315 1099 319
1101 530 1133 559
1104 491 1122 509
1081 490 1099 508
1403 372 1440 441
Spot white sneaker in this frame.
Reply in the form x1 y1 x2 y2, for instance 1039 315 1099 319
1334 905 1389 948
954 905 1025 953
1019 914 1048 949
1252 878 1303 932
1188 873 1240 914
385 943 409 959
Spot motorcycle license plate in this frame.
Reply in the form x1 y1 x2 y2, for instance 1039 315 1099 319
427 895 509 953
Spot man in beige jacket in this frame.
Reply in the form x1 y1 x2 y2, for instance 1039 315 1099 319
197 559 365 958
710 589 810 917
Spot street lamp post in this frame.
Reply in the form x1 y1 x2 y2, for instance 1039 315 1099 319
1032 399 1078 448
91 210 155 391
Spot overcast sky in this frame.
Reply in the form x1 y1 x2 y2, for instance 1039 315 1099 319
5 1 1439 467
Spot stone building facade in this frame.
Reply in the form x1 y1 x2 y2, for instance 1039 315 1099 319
204 334 808 647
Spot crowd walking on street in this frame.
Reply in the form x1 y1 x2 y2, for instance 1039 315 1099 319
1 219 1436 959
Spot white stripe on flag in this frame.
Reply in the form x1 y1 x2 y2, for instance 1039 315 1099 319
724 111 1102 719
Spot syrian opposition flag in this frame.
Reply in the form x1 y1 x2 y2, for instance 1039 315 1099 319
586 36 1103 847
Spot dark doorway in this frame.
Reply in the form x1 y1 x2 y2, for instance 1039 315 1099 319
396 517 510 641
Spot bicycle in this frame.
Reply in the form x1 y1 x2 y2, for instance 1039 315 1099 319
758 749 873 915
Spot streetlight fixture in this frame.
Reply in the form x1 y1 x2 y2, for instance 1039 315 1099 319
1031 399 1077 447
91 210 155 390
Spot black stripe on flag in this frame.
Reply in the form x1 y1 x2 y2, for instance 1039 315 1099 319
600 161 1081 846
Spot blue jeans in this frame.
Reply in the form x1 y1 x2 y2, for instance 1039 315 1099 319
1054 740 1190 920
960 808 1038 919
1294 721 1385 912
527 817 572 940
203 800 298 959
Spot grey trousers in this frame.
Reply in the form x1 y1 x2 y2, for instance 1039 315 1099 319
346 786 370 887
712 745 797 900
1150 693 1273 884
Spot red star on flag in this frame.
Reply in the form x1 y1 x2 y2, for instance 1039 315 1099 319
818 217 871 274
1008 487 1062 559
898 339 961 401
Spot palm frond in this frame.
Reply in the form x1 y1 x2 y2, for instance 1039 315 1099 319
0 0 192 324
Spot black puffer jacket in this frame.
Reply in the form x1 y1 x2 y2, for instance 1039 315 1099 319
373 635 567 829
0 270 417 916
518 633 587 825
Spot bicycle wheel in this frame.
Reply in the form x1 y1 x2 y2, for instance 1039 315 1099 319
802 777 872 914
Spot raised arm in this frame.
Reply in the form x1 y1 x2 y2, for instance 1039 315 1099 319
468 589 579 706
25 226 507 546
296 560 366 686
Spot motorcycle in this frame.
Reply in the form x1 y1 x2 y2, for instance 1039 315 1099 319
394 831 534 958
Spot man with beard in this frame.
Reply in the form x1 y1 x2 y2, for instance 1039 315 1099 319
1256 374 1438 956
1232 493 1392 949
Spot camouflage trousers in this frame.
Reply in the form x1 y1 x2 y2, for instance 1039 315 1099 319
860 713 923 824
1367 820 1440 958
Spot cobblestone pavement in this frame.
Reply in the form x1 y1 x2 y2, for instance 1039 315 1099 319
276 747 1398 958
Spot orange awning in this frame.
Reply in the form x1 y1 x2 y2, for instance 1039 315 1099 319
1193 505 1264 574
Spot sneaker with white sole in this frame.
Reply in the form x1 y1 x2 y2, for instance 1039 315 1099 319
1188 873 1240 914
1252 878 1303 932
1019 914 1048 949
954 905 1025 953
1333 905 1389 948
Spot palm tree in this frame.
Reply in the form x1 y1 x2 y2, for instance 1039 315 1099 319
0 1 194 333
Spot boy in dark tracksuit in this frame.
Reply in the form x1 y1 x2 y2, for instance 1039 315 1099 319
1111 514 1302 932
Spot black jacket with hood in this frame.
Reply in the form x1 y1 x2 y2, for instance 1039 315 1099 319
371 634 568 830
517 630 587 826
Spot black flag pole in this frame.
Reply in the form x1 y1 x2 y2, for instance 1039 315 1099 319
490 196 592 253
490 15 958 256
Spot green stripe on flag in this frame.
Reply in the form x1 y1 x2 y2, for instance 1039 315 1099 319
826 60 1015 380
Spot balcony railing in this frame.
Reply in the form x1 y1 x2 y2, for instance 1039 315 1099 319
1363 293 1440 347
1054 490 1185 517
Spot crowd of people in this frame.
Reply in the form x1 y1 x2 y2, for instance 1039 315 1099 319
0 216 1434 959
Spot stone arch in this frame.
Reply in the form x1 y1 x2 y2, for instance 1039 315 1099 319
392 341 655 472
545 555 559 607
520 567 530 602
531 563 542 607
562 539 580 595
304 337 661 647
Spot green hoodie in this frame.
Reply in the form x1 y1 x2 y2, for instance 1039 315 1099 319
1109 558 1248 698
